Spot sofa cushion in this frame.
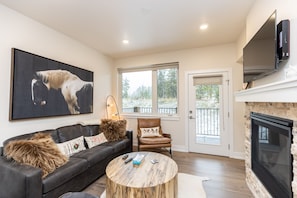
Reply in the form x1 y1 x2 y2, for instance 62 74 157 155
57 136 86 157
84 133 108 148
101 119 127 141
72 145 113 167
3 129 59 147
42 157 88 193
4 133 68 178
57 124 85 142
81 125 100 136
60 192 97 198
103 138 130 153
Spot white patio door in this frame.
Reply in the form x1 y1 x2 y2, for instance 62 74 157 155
188 71 230 156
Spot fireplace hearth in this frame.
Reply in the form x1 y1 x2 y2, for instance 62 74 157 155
251 112 293 197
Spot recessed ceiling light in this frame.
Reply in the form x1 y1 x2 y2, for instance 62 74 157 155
200 24 208 30
122 40 129 44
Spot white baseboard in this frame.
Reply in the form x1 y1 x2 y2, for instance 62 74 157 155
172 145 188 152
134 143 244 160
230 151 245 160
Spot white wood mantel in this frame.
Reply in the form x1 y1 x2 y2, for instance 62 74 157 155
235 77 297 103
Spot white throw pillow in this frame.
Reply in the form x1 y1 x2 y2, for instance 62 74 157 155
84 133 108 148
140 127 161 138
57 136 86 157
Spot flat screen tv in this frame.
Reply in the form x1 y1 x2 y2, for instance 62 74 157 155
243 11 278 83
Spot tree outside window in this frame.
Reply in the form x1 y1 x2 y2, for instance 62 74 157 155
119 63 178 115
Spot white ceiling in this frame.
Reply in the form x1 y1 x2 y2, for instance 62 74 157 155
0 0 256 58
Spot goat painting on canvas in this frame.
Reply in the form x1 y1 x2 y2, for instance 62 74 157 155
10 48 94 120
31 69 93 114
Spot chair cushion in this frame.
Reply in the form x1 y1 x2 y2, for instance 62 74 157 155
140 127 161 137
139 136 171 145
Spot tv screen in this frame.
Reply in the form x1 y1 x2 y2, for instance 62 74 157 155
243 11 278 83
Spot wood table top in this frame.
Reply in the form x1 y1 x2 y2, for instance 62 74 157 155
106 152 178 188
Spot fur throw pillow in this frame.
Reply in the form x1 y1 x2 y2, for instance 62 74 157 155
101 119 127 141
4 133 68 178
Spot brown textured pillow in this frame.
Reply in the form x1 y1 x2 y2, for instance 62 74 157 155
4 133 68 178
101 119 127 141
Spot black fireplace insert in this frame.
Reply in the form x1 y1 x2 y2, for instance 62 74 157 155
251 112 293 198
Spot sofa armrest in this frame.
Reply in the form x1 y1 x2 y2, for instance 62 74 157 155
0 157 43 198
126 130 133 152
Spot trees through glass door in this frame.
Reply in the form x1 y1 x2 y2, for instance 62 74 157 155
188 71 230 156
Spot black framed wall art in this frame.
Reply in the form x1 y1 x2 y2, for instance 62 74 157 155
9 48 94 120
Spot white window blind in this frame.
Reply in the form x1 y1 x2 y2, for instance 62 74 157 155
118 62 178 73
193 75 223 85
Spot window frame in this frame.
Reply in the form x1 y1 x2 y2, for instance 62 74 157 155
118 62 179 117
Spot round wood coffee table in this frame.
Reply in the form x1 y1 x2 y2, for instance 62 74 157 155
105 152 178 198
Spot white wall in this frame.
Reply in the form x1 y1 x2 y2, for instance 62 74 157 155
0 5 113 146
236 29 246 62
4 1 286 157
115 43 246 158
245 0 297 86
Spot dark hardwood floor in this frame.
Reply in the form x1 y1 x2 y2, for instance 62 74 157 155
83 150 253 198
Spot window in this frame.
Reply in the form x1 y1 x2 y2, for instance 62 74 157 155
118 62 178 115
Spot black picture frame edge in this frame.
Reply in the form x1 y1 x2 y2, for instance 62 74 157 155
9 48 16 121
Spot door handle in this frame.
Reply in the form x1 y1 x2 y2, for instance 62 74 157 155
189 115 196 119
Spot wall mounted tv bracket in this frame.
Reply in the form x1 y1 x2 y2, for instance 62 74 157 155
277 19 290 60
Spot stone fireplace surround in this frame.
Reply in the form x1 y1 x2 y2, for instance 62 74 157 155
235 78 297 197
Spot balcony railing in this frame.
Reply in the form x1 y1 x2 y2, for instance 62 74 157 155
196 108 220 136
122 107 177 114
122 107 220 137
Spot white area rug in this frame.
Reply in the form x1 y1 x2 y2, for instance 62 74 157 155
178 173 209 198
100 173 209 198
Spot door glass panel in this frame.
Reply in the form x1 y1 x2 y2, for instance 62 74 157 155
195 84 220 145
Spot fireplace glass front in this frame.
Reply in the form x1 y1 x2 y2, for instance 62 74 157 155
251 112 293 198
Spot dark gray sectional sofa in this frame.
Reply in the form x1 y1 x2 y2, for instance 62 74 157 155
0 124 133 198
